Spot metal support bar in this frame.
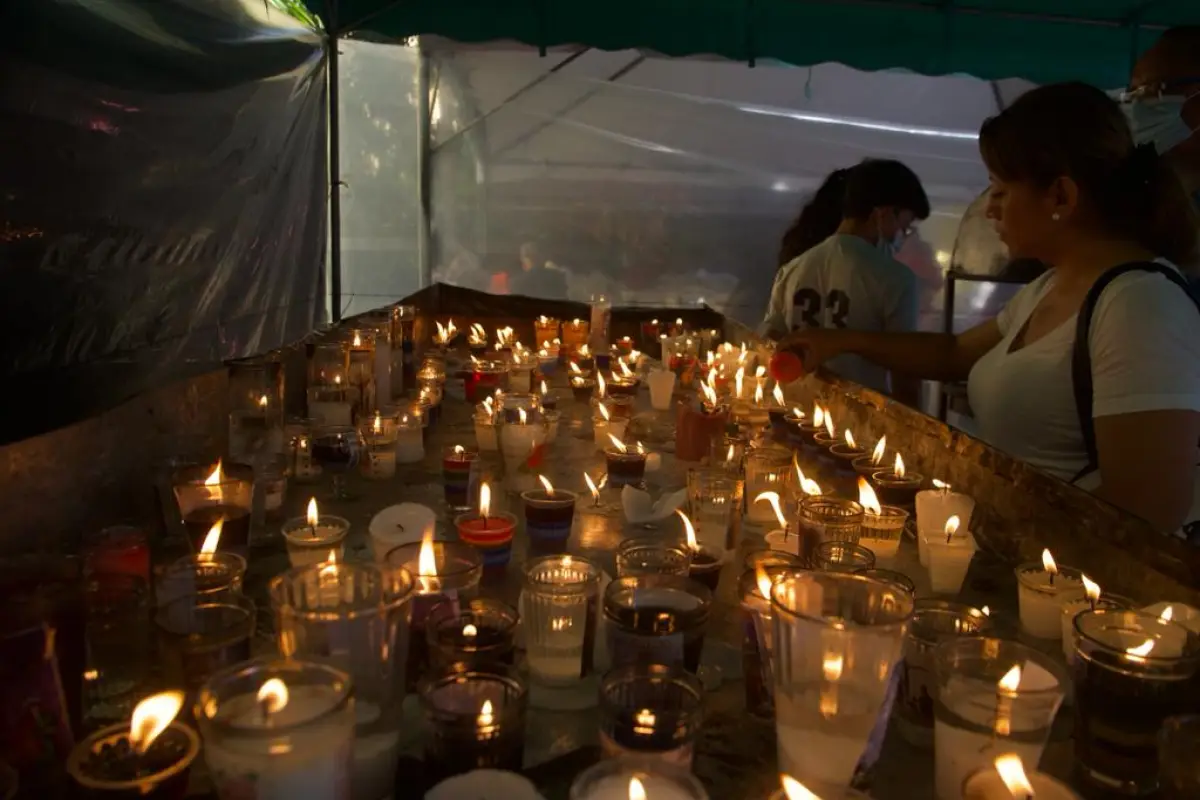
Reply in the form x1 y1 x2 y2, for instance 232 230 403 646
326 0 343 322
417 44 433 288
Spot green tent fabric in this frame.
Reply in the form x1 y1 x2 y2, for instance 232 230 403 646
315 0 1200 87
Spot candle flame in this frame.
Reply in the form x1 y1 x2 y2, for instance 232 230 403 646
635 441 646 454
540 380 549 395
598 403 611 422
334 375 342 385
780 776 821 800
700 382 718 406
258 394 268 408
618 359 633 377
353 332 362 347
1126 638 1156 660
754 383 764 404
756 564 774 599
1041 548 1058 575
735 366 745 397
894 453 906 478
823 413 835 438
324 549 338 565
518 408 527 424
129 691 185 753
1161 606 1175 622
570 361 583 374
998 665 1022 693
994 754 1034 798
823 653 844 681
257 678 289 715
454 445 465 454
756 365 767 379
608 434 628 453
418 528 438 585
584 472 600 499
628 777 647 800
597 372 607 397
480 482 492 518
199 520 223 557
872 436 887 465
373 412 382 434
791 407 804 419
845 429 857 449
857 477 882 515
773 384 785 405
944 515 961 538
676 510 699 552
756 491 788 529
306 497 319 527
982 605 991 616
463 623 478 638
813 403 825 428
1082 574 1101 603
538 475 555 497
726 443 736 462
477 699 495 729
932 478 951 490
204 460 224 487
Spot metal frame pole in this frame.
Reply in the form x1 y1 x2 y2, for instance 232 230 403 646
417 43 433 288
326 0 344 322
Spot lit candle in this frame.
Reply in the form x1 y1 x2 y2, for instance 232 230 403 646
855 477 908 564
1015 549 1085 639
605 436 649 489
569 761 708 800
1059 574 1131 661
367 502 437 562
521 475 579 556
593 402 630 451
282 498 350 567
924 514 978 595
963 754 1081 800
498 406 548 493
677 510 725 592
456 482 519 571
915 478 975 567
871 452 924 507
757 490 798 557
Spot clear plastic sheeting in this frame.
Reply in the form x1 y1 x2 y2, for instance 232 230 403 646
426 42 1035 329
0 0 327 445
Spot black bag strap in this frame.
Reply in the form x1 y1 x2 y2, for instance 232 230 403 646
1070 262 1200 484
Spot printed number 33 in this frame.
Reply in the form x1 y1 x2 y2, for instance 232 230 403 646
792 288 850 329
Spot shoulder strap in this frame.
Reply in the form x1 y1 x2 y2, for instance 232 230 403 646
1070 262 1200 483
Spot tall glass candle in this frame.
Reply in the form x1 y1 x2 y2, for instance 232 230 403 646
598 664 703 767
172 462 254 555
604 574 712 674
521 556 603 693
196 659 355 800
443 446 480 512
915 483 976 567
686 469 738 552
155 594 256 695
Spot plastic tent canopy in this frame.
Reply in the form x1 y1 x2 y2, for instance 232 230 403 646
313 0 1198 87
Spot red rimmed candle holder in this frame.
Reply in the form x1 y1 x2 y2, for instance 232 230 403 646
442 447 480 512
66 720 200 799
464 361 507 403
604 449 648 489
520 489 578 557
455 512 519 577
871 469 925 508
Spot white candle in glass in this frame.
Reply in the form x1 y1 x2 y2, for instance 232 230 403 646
593 406 628 451
915 481 975 568
351 701 402 800
499 409 547 493
962 754 1082 800
282 498 350 567
475 405 498 452
926 516 977 595
368 503 436 562
395 415 425 464
1016 550 1085 639
647 368 677 411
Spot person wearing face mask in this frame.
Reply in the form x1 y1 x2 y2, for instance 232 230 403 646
779 83 1200 535
1123 27 1200 196
760 159 930 405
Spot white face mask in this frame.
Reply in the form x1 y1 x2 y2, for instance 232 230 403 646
1115 90 1198 155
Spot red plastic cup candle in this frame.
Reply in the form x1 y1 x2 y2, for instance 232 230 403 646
67 690 199 798
677 510 725 592
605 436 649 489
521 475 579 556
83 525 152 584
455 482 518 573
674 383 728 462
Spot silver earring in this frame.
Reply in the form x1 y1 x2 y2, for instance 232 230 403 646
1051 212 1061 221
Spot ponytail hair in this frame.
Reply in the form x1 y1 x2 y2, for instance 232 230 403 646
979 82 1199 266
778 168 850 267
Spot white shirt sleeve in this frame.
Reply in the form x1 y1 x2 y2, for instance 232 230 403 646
759 264 792 336
1090 270 1200 418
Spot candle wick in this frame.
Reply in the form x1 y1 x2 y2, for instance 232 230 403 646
310 524 317 539
396 523 405 532
1049 572 1055 587
260 698 271 726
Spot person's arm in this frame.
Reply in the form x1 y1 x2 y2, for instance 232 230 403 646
778 319 1002 383
1087 274 1200 533
884 272 922 406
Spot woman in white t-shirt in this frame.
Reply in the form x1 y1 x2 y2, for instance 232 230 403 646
780 82 1200 534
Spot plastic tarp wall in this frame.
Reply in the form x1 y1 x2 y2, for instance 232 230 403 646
0 0 328 446
424 41 1035 333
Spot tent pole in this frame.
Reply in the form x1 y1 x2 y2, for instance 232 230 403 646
417 43 433 288
327 0 344 322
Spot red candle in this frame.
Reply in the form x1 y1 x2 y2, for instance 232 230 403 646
82 525 151 583
675 403 729 462
454 483 518 572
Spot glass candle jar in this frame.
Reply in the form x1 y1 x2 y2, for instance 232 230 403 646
465 361 508 404
599 664 703 767
286 418 323 483
604 445 649 489
197 658 356 798
227 357 284 463
854 568 917 597
394 413 425 465
616 538 693 578
82 525 151 584
389 304 417 398
495 394 547 493
427 597 520 671
443 446 481 512
155 593 256 694
67 715 200 799
814 541 877 572
858 505 909 566
474 405 498 452
360 415 399 479
1016 559 1086 639
310 425 364 501
870 467 925 509
521 555 603 691
521 488 579 557
346 329 377 417
562 319 590 358
157 552 247 608
281 512 350 568
686 469 739 552
604 574 712 674
534 317 561 349
745 450 793 525
797 496 864 568
420 669 529 783
915 486 976 567
171 462 255 555
739 564 795 720
569 754 708 800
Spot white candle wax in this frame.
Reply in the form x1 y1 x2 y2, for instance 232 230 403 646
765 530 800 556
593 418 629 450
1143 601 1200 635
202 685 353 800
395 427 424 464
576 774 694 800
1017 568 1085 639
308 401 353 427
500 423 547 493
427 770 546 800
915 490 975 567
368 503 436 562
475 417 498 451
775 683 883 790
962 766 1081 800
647 369 677 411
934 663 1062 800
283 521 350 568
926 534 977 595
524 599 591 687
859 531 901 563
1060 597 1126 661
352 701 402 800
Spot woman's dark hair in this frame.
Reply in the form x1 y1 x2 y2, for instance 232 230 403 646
842 159 932 222
778 168 850 266
979 82 1199 265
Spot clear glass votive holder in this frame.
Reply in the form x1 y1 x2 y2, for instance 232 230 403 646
521 488 579 557
745 450 793 525
535 317 561 348
1016 560 1086 639
360 423 398 480
616 538 693 578
521 555 603 691
82 525 151 584
853 568 916 597
83 575 152 719
598 664 703 767
797 496 864 568
67 716 200 799
286 418 323 483
1060 592 1134 663
605 448 648 489
744 549 804 572
196 658 355 799
770 570 914 789
1073 609 1200 795
933 636 1068 800
310 425 365 500
686 469 739 552
420 669 529 782
171 462 254 555
281 513 350 567
155 593 256 695
569 754 709 800
1160 714 1200 800
915 488 976 567
858 506 909 566
270 561 416 800
604 574 713 675
227 357 284 463
814 541 877 572
386 541 484 691
428 597 520 671
157 552 247 608
740 564 795 719
892 600 991 749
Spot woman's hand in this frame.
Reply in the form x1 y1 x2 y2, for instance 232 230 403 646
777 328 853 374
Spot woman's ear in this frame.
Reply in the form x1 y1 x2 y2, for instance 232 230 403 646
1050 176 1081 221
